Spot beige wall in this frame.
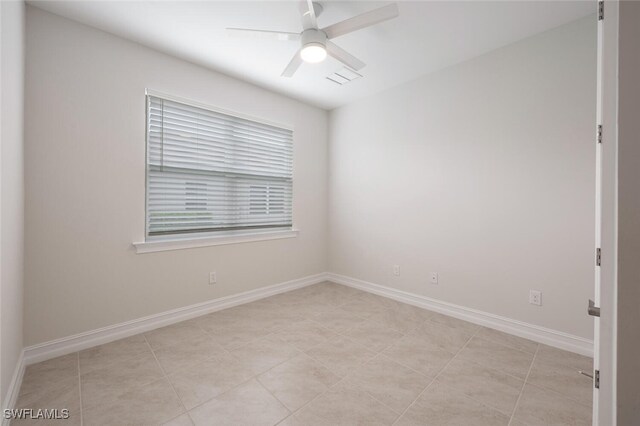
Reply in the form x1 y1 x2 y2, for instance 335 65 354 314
617 1 640 423
24 7 600 352
1 0 25 405
328 17 596 339
24 7 328 346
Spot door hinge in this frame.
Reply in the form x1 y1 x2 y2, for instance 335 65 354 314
595 369 600 388
596 248 602 266
599 1 604 20
597 124 603 143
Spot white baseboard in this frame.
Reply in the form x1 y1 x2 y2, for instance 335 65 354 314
23 273 327 365
327 273 594 357
1 350 25 426
22 271 593 368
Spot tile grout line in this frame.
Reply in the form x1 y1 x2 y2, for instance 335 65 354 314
391 326 482 425
161 305 325 416
433 331 540 422
421 337 539 421
272 293 401 424
303 336 375 377
518 376 594 410
274 380 329 424
514 349 594 408
409 320 549 420
170 324 333 420
77 346 156 418
279 352 385 423
177 322 350 423
373 351 434 382
452 348 536 386
145 324 257 418
309 307 440 371
182 374 266 417
252 378 293 419
248 346 310 419
143 334 194 425
76 352 83 426
507 344 540 425
333 351 425 418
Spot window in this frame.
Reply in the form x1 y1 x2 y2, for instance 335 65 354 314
146 94 293 238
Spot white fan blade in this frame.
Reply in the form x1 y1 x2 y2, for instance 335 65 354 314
326 41 365 71
226 28 300 41
282 49 303 77
299 0 317 29
322 3 399 39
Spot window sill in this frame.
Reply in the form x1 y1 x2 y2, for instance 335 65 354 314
133 229 299 254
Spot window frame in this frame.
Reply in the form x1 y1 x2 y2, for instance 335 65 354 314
142 89 296 247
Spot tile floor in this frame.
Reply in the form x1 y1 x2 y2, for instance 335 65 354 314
14 282 593 425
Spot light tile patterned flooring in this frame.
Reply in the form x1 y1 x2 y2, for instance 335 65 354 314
15 282 593 425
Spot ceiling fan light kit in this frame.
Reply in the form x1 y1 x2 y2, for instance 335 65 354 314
300 29 328 63
227 1 399 77
301 43 327 63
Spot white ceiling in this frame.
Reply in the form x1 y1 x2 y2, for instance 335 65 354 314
30 1 595 109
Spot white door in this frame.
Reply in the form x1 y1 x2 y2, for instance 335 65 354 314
588 2 604 416
593 1 618 424
592 1 602 417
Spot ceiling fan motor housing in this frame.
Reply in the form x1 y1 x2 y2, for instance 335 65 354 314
301 28 327 49
226 2 399 76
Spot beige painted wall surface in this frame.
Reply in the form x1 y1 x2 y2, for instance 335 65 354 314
328 17 596 339
1 0 25 404
24 7 328 346
617 1 640 423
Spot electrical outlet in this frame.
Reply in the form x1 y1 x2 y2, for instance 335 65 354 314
209 272 217 285
529 290 542 306
393 265 400 276
430 272 438 284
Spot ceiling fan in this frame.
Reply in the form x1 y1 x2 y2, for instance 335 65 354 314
227 1 399 77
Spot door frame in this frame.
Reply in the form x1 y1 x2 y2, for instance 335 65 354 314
595 1 618 424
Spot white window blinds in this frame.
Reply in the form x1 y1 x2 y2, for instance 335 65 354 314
146 95 293 236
